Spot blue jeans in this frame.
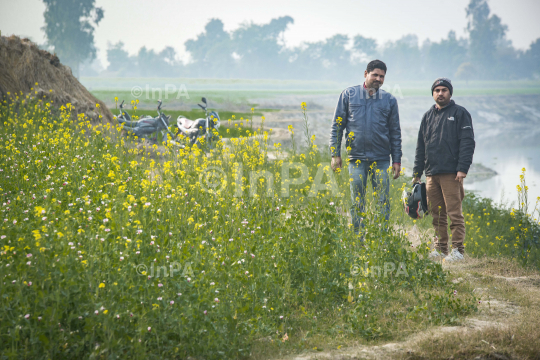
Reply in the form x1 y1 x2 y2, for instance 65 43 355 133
348 160 390 234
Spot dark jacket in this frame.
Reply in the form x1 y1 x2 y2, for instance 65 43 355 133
329 85 402 163
413 100 475 177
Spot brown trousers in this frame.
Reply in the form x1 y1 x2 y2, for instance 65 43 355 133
426 174 465 255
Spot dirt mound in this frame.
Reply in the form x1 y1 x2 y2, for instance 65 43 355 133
0 35 113 122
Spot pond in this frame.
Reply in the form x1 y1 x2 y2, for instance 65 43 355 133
465 145 540 212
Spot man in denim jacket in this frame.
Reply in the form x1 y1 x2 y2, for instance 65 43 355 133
330 60 402 234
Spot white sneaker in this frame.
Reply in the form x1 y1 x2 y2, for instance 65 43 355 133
428 249 444 259
443 248 464 262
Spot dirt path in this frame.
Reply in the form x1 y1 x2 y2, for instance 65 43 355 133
272 244 540 360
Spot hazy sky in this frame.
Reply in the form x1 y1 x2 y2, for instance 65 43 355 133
2 0 540 67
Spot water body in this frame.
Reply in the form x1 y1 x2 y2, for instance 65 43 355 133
464 146 540 209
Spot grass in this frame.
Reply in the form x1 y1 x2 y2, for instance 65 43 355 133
88 79 540 110
260 258 540 360
462 185 540 269
0 93 539 359
93 89 290 110
401 257 540 360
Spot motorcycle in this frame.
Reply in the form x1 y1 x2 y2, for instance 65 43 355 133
171 97 220 147
117 100 171 141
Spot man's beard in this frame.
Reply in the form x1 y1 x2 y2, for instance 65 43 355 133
366 81 381 90
436 97 450 106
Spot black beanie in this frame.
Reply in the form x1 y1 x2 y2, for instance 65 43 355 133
431 77 453 95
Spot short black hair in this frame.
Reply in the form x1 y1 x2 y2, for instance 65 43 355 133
366 60 387 74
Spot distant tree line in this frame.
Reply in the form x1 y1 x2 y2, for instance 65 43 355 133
40 0 539 80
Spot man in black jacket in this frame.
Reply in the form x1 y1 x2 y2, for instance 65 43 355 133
413 78 475 262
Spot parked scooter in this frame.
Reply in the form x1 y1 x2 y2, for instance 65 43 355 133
172 97 220 147
117 100 171 141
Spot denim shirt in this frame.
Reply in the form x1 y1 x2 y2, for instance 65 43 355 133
329 85 402 164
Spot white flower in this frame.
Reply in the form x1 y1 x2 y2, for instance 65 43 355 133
25 314 30 319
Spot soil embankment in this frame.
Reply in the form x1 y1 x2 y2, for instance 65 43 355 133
0 35 113 122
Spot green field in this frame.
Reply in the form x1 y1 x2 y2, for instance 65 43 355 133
87 78 540 111
1 93 539 359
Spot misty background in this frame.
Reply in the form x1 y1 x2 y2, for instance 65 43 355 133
1 0 540 80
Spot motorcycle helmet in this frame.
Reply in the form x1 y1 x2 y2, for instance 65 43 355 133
402 182 428 219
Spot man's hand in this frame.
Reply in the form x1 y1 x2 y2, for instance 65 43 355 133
331 156 342 172
455 171 467 183
392 163 401 179
412 177 421 184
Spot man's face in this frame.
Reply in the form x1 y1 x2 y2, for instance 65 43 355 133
364 68 385 91
433 86 451 107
